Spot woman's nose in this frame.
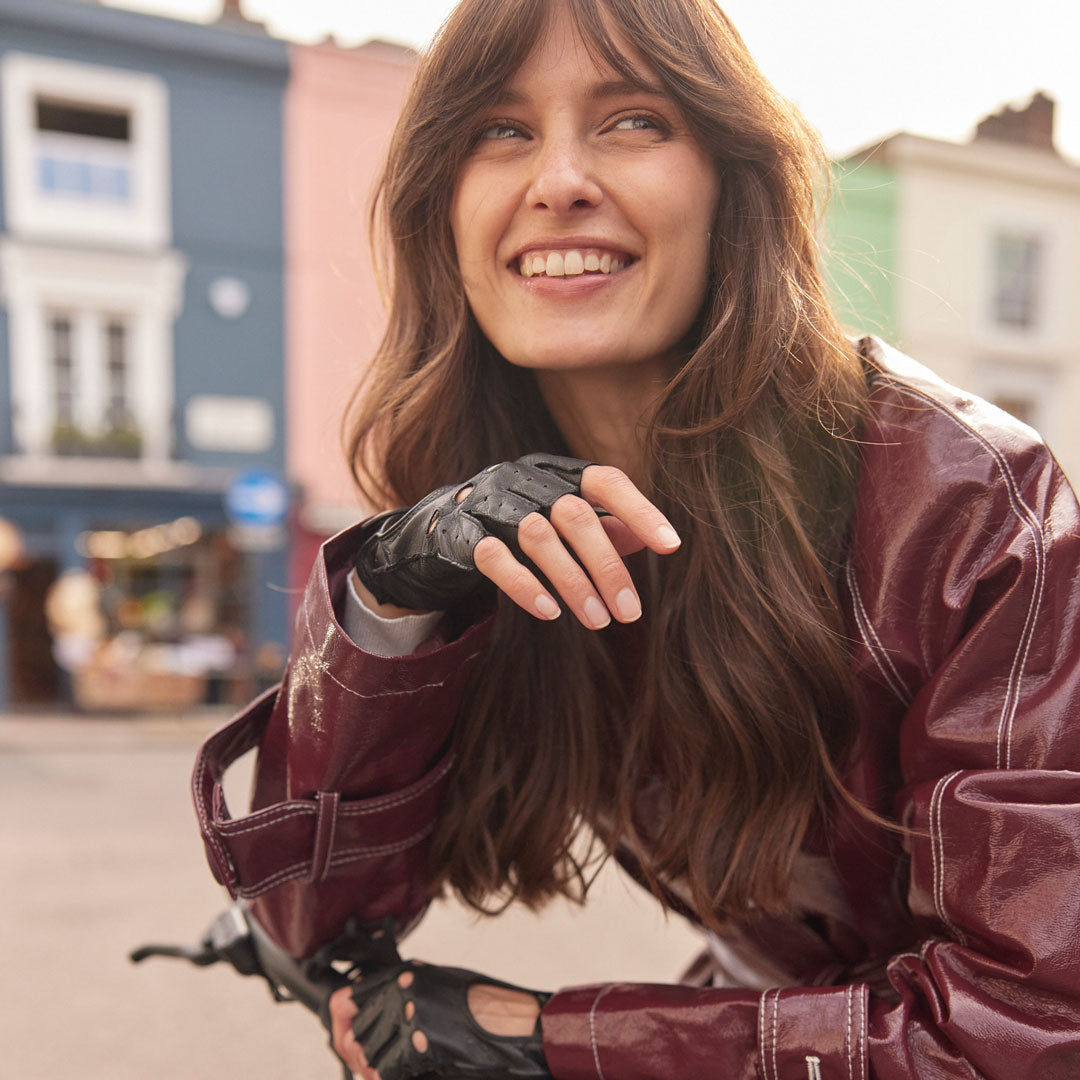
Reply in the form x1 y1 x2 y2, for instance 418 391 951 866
525 138 603 213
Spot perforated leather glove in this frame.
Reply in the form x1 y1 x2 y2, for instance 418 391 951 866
353 453 592 611
349 961 552 1080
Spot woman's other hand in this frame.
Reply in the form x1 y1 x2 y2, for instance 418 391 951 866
328 962 550 1079
329 985 376 1078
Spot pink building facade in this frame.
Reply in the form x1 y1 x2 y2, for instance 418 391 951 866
284 40 416 602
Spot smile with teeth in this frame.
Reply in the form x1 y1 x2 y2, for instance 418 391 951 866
517 249 633 278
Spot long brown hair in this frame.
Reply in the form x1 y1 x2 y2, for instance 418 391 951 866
347 0 870 933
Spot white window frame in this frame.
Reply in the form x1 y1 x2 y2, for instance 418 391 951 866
1 52 170 249
0 239 187 461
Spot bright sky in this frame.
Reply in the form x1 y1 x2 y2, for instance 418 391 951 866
105 0 1080 161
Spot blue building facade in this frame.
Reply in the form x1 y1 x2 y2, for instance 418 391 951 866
0 0 290 709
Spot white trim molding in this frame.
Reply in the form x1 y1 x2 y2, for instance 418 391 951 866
0 238 187 461
1 51 170 249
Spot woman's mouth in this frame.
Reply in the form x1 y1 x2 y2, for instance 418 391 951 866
515 248 635 278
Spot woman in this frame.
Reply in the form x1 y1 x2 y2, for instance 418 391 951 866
192 0 1080 1076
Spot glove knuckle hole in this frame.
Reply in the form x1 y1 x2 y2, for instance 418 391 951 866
426 510 440 535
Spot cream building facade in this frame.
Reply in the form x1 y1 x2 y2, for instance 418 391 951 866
834 94 1080 480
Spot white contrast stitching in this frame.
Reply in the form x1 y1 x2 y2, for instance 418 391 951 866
883 380 1046 770
217 807 314 836
860 984 868 1080
845 983 854 1080
311 791 338 882
302 600 482 700
771 989 780 1080
758 991 770 1080
216 754 454 836
588 985 615 1080
337 757 455 814
806 1056 822 1080
192 742 235 887
235 824 436 898
845 558 913 705
930 771 967 944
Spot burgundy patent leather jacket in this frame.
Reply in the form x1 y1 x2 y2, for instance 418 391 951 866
194 339 1080 1078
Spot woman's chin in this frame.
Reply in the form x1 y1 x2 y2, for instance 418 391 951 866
499 343 650 376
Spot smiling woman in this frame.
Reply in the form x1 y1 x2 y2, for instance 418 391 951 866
193 1 1080 1078
450 16 719 382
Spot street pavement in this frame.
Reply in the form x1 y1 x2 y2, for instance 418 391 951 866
2 710 701 1079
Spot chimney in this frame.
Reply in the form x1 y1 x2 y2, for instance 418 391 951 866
975 91 1057 153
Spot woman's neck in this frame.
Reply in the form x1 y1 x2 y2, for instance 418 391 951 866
534 364 669 488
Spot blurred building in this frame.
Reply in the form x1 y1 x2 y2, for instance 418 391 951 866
283 38 416 596
827 92 1080 479
0 0 290 709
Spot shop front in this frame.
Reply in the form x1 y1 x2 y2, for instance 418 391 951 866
0 479 288 712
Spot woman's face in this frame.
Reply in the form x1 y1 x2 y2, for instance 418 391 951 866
450 5 721 378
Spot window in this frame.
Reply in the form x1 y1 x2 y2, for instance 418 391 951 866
992 233 1042 330
49 314 75 428
2 53 169 248
973 358 1057 442
45 311 141 458
0 240 186 463
35 97 133 204
105 319 133 429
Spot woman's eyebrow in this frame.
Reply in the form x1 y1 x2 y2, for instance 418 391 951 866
587 77 667 101
492 78 667 110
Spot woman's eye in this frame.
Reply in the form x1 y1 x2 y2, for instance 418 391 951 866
612 114 661 132
480 122 524 141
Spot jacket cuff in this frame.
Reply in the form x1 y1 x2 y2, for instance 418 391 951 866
264 521 493 800
541 983 760 1080
542 983 865 1080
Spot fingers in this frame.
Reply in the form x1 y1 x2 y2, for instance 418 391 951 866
476 509 639 631
473 536 563 621
579 465 681 554
473 464 681 629
526 502 639 628
329 987 378 1079
599 514 647 558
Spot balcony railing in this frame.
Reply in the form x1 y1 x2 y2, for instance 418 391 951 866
50 422 143 459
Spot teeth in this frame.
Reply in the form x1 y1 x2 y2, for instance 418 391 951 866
518 248 630 277
563 250 585 276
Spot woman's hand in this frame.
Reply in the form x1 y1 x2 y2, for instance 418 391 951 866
475 461 680 629
353 454 681 628
328 961 551 1080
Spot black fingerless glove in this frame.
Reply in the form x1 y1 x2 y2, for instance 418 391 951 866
354 453 592 611
350 961 552 1080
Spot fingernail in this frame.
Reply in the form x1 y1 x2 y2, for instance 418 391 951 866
615 588 641 622
584 596 611 629
535 594 561 619
657 525 681 549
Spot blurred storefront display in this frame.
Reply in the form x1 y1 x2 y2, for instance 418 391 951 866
43 518 260 712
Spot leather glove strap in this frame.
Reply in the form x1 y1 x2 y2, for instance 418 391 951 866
353 453 592 611
350 961 552 1080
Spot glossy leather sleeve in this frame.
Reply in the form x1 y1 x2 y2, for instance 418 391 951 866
193 524 493 958
541 352 1080 1079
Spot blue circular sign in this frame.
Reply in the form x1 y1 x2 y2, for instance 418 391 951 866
225 469 289 528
